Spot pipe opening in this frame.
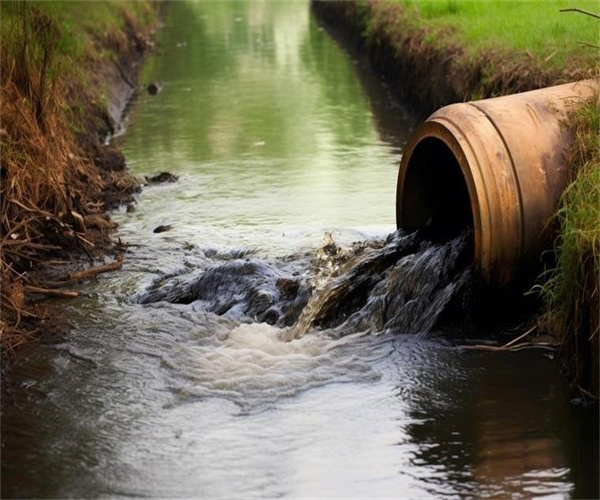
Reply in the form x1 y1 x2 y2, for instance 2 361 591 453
401 137 473 240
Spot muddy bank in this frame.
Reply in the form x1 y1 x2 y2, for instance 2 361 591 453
0 4 161 350
311 1 593 117
74 8 169 212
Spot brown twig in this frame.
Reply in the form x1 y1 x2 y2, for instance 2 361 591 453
38 254 124 288
72 231 95 263
1 240 62 250
1 215 43 245
458 343 557 353
67 254 123 281
504 324 538 348
559 8 600 20
23 285 78 298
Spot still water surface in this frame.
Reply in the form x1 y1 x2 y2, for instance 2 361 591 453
2 1 598 498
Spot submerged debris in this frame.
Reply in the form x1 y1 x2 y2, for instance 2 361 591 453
146 172 179 184
147 81 164 95
153 224 174 234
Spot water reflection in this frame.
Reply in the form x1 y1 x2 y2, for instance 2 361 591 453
125 0 399 163
392 347 599 498
2 1 598 498
118 0 411 255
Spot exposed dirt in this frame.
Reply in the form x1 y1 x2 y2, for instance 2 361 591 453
312 0 595 118
0 7 161 353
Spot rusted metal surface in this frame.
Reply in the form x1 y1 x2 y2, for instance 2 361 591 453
397 79 599 287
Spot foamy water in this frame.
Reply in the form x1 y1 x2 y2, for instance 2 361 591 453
2 1 597 498
164 324 379 407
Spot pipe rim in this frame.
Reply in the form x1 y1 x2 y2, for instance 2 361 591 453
396 120 486 279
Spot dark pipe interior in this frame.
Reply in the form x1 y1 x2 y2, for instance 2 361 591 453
401 137 473 240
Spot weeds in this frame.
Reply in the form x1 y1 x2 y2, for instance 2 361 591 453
395 0 599 71
538 97 600 399
0 2 155 352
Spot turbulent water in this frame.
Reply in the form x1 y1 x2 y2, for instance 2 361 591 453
2 1 598 498
137 229 472 339
129 229 473 408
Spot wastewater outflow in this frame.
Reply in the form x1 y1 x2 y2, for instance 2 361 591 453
2 1 598 498
133 229 472 407
137 229 472 338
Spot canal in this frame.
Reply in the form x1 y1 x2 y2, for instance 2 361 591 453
2 1 598 497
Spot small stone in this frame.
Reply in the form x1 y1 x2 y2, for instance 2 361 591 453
147 81 163 95
146 172 178 184
153 224 173 234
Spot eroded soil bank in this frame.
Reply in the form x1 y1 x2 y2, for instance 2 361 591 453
1 3 161 350
311 0 596 117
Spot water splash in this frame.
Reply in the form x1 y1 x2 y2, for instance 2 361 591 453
291 230 473 338
139 230 472 340
137 251 312 327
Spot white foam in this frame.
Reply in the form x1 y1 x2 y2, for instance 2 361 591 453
168 323 378 406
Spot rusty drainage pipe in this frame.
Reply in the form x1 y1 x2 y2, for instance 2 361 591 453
396 79 599 287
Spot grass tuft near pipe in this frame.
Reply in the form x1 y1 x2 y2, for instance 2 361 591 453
538 97 600 400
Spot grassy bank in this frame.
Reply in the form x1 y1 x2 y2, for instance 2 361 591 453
312 0 599 397
394 1 598 71
539 99 600 400
314 0 598 115
0 2 158 351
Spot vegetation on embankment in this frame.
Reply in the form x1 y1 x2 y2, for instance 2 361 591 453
394 1 598 70
0 2 158 352
312 0 599 398
312 0 599 116
539 99 600 400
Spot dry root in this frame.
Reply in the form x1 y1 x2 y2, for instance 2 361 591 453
0 6 140 353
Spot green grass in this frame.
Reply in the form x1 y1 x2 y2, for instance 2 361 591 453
536 98 599 395
392 0 600 69
1 1 156 32
33 1 152 32
540 99 600 328
1 2 156 62
1 1 156 114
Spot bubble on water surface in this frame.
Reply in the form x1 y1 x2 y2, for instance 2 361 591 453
163 323 381 409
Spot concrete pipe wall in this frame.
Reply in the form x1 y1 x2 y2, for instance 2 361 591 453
396 79 599 287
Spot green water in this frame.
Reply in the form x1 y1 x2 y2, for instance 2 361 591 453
117 0 413 253
1 1 598 498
